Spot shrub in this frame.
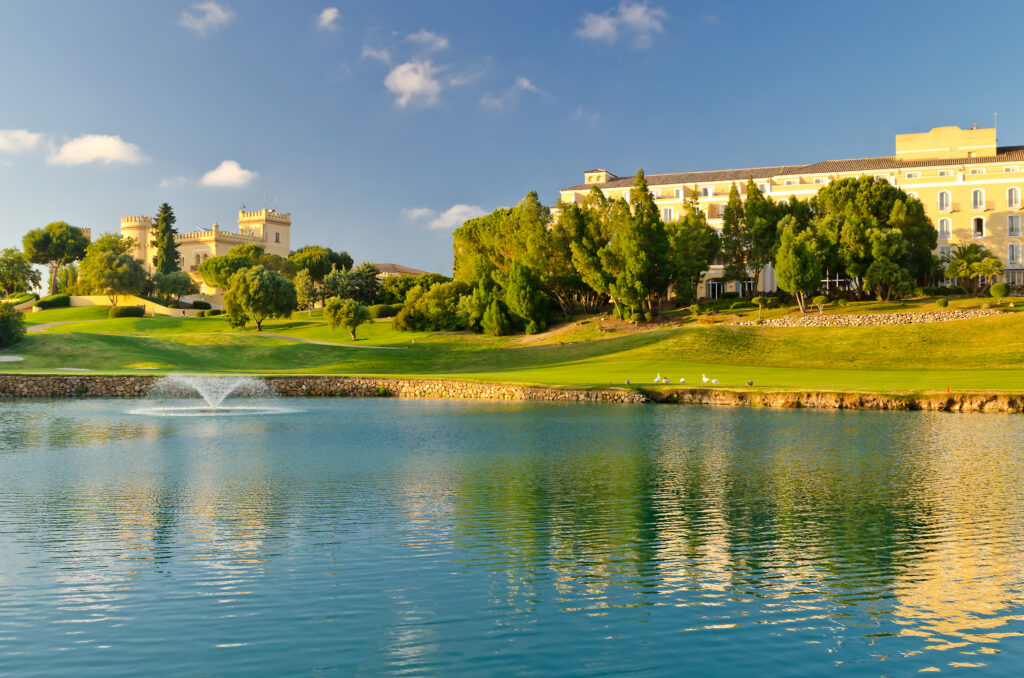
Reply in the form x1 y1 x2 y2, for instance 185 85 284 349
720 291 739 299
0 303 25 347
643 311 654 322
34 293 71 309
191 300 211 310
922 285 956 296
990 282 1010 304
207 309 223 316
837 298 848 307
368 303 401 319
730 300 753 309
108 305 144 318
811 295 828 313
481 299 513 336
630 311 644 323
196 310 206 317
936 297 949 308
688 304 700 316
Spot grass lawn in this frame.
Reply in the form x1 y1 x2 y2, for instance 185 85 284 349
5 296 1024 394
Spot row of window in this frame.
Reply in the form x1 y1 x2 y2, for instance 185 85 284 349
939 243 1022 265
937 215 1022 238
936 187 1021 211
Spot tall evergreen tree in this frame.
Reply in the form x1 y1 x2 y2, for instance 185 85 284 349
743 179 782 294
151 203 181 274
719 182 748 291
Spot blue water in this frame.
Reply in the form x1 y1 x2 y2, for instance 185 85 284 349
2 398 1024 676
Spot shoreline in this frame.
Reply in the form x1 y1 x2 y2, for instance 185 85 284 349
1 374 1023 412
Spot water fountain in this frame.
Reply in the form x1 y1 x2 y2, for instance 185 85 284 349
129 375 296 416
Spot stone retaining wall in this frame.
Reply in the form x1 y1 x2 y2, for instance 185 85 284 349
645 388 1024 413
736 308 1002 328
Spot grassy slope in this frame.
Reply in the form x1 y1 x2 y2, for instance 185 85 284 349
5 301 1024 393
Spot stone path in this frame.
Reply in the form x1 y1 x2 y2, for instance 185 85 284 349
260 333 408 350
27 320 101 333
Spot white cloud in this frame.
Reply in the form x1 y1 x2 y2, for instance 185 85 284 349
200 160 258 188
0 129 43 153
317 7 340 31
406 28 449 51
448 71 481 87
179 2 234 35
362 45 391 64
384 60 442 108
48 134 147 165
480 76 546 110
159 176 192 188
576 1 667 48
570 105 600 128
428 204 486 230
401 207 435 221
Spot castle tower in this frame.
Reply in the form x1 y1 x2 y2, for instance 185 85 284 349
120 216 154 270
237 208 291 257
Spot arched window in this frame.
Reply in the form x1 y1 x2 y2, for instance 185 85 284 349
1009 187 1020 209
938 218 951 239
973 217 985 237
938 191 951 211
972 189 985 210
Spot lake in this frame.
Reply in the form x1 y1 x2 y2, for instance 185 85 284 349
1 398 1023 676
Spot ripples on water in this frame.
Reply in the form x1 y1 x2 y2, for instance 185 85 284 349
1 399 1024 676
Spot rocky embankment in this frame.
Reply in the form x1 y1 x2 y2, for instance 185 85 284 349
644 388 1024 412
736 308 1002 327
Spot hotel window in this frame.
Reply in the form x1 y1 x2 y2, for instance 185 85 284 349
623 190 630 201
701 186 713 197
874 174 888 181
1011 243 1022 266
938 170 953 177
1006 166 1020 173
939 244 952 260
651 189 662 198
662 207 673 222
813 177 827 184
675 188 684 199
973 217 985 237
972 189 985 210
784 178 797 186
938 218 951 239
970 168 985 174
1008 269 1024 286
275 231 281 243
758 182 770 193
905 171 921 178
1009 187 1021 208
938 191 951 211
1009 215 1022 237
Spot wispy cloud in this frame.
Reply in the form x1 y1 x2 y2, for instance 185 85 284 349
179 2 234 35
159 176 192 189
0 129 44 154
402 205 488 230
48 134 147 165
384 60 442 108
570 105 600 129
317 7 340 31
362 45 391 64
406 28 449 52
480 77 547 110
200 160 258 188
401 207 435 221
576 1 667 48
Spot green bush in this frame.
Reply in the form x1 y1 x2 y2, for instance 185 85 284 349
0 303 25 347
108 305 145 318
191 300 211 310
812 295 829 312
34 293 71 309
630 311 644 322
4 292 37 305
990 282 1010 304
208 308 223 316
368 303 401 319
643 311 654 322
837 298 848 307
730 300 753 309
936 297 949 308
922 285 957 296
688 304 700 316
720 291 740 299
196 310 206 317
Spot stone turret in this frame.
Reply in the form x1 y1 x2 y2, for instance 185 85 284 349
237 209 291 256
120 215 154 266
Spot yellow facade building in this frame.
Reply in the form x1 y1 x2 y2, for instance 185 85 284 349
560 125 1024 297
119 208 292 292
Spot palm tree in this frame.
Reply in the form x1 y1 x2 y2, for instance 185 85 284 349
944 243 1003 296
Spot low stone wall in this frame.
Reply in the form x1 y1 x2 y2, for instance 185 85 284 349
644 388 1024 413
736 308 1002 328
0 374 646 404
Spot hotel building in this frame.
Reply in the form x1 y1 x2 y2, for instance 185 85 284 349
559 125 1024 298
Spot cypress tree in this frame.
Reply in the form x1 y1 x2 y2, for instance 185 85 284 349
151 203 181 274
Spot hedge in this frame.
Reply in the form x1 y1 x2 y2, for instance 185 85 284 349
34 294 71 309
368 303 402 319
108 305 145 318
921 286 958 296
191 300 211 310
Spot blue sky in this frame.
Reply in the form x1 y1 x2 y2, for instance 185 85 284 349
2 1 1024 274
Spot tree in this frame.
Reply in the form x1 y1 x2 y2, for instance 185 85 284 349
990 282 1009 305
78 248 147 306
945 243 1003 295
774 216 822 313
719 182 748 289
153 270 199 302
666 193 720 303
22 222 89 295
352 262 381 304
150 203 181 274
0 248 41 297
0 303 25 347
198 254 252 288
567 187 616 311
55 262 77 294
380 272 449 304
223 265 297 332
294 268 317 316
229 243 297 279
289 245 352 282
751 296 766 322
743 179 782 294
323 267 360 300
862 228 913 301
499 262 548 333
481 299 513 336
812 295 828 314
392 281 470 331
324 296 371 340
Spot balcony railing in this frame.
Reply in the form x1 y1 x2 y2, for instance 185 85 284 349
971 200 995 211
938 202 960 213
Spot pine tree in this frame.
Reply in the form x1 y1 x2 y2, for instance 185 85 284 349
151 203 181 274
719 182 748 291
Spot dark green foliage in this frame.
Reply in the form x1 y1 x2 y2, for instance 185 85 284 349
719 182 747 286
150 203 181 274
108 305 145 318
379 272 450 304
481 299 513 336
630 311 644 322
456 282 496 331
288 246 352 282
191 300 211 310
34 294 71 309
367 303 401 319
921 286 957 296
499 262 548 334
666 193 720 303
730 300 754 309
0 303 25 347
223 265 297 332
936 297 949 308
153 270 199 302
775 216 822 313
0 247 41 297
324 296 371 340
22 221 90 295
78 240 147 306
198 254 251 288
392 281 470 331
351 262 382 304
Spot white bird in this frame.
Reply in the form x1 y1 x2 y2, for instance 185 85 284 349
679 378 686 384
712 379 719 385
702 374 710 383
654 372 662 383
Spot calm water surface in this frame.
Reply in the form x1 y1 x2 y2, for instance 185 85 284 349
2 399 1024 676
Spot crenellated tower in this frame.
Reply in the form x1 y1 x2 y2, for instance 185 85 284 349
120 215 154 269
237 209 291 256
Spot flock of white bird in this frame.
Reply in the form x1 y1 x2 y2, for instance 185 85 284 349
638 373 755 387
